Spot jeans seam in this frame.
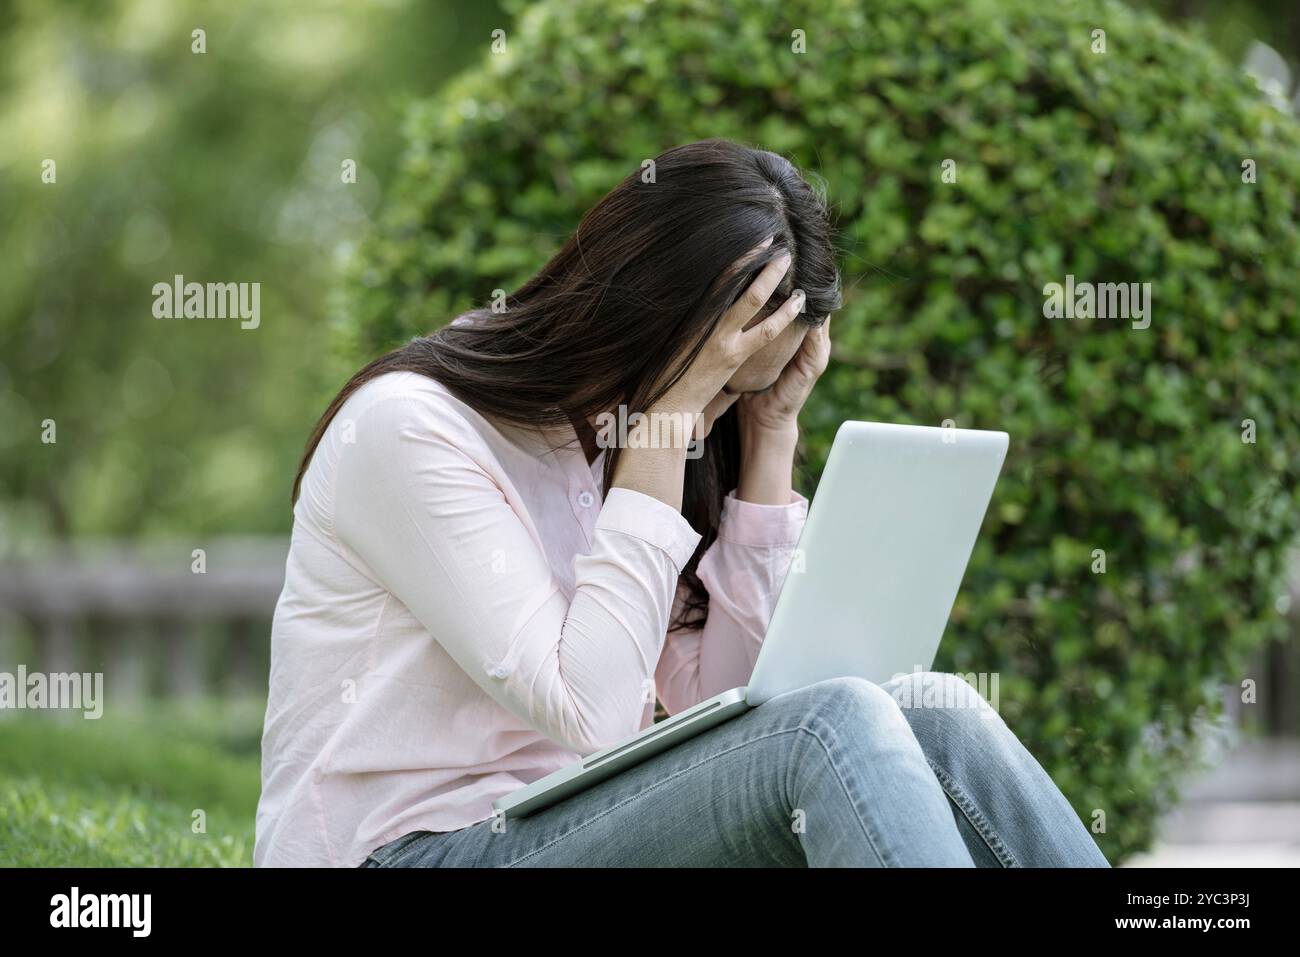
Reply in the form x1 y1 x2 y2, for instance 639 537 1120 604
925 760 1020 867
502 722 884 867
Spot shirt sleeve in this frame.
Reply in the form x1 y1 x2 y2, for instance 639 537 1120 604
655 489 808 714
332 393 701 755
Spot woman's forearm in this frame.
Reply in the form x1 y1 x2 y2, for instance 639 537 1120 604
609 407 693 512
609 407 800 511
737 421 798 505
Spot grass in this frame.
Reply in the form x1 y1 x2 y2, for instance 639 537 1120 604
0 699 263 867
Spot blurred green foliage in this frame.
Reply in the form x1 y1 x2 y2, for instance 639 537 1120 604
0 0 504 546
343 0 1300 859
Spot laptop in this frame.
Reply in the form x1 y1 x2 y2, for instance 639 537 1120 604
492 419 1009 819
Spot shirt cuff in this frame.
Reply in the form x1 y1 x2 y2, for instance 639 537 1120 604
716 490 809 547
597 487 702 570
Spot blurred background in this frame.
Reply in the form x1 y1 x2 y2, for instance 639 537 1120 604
1 0 1297 866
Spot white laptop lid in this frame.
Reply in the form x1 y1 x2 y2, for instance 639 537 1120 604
745 421 1008 704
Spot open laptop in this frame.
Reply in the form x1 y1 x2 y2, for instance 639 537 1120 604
493 419 1009 819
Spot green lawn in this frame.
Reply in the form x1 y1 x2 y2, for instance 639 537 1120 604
0 700 263 867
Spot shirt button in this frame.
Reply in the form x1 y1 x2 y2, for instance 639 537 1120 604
576 491 595 508
487 663 511 679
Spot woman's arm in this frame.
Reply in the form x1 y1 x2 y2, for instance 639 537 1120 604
736 418 799 505
736 314 832 504
656 491 808 711
656 316 832 711
333 391 701 755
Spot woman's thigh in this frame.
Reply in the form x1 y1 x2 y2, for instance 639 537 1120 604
368 676 963 867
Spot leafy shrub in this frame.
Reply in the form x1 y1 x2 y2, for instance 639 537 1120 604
341 0 1300 859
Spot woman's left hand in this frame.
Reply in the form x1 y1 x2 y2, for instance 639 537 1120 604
737 315 832 439
734 317 832 505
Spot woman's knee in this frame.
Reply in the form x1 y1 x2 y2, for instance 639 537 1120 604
881 670 1012 754
786 676 906 725
766 676 923 764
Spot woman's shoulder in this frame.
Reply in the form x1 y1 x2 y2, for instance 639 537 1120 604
340 369 555 488
336 367 576 496
345 371 484 441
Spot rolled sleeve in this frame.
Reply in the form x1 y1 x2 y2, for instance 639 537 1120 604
716 490 809 547
655 489 809 715
597 487 702 571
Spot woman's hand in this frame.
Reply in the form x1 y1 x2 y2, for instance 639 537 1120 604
653 246 804 419
737 314 832 439
735 316 832 505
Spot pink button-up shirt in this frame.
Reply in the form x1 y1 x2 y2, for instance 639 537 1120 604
254 371 806 867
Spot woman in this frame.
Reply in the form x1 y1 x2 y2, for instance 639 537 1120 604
255 139 1108 867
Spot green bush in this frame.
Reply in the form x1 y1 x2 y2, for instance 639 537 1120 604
342 0 1300 860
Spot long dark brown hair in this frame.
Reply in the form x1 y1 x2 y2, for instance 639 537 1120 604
295 139 841 629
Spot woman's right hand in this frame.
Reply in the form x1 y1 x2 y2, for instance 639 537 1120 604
654 245 804 418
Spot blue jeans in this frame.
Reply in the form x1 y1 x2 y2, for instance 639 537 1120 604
362 674 1110 867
